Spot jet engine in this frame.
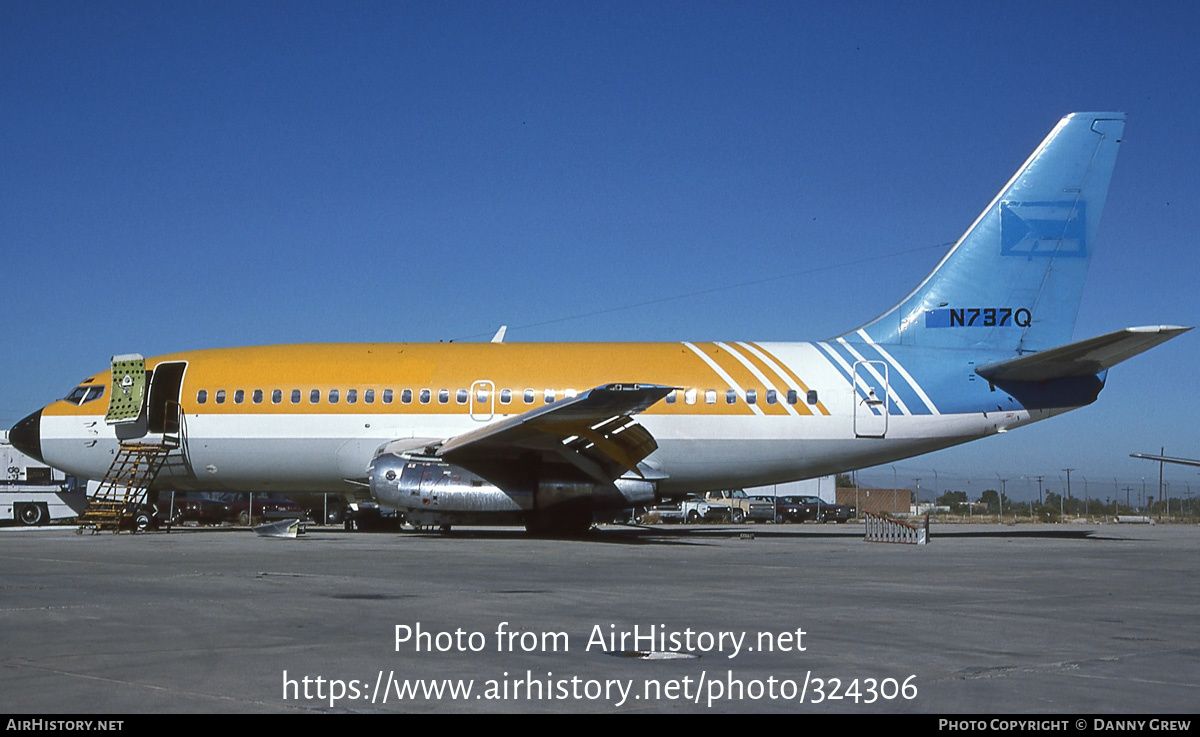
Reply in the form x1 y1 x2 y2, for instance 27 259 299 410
368 449 656 531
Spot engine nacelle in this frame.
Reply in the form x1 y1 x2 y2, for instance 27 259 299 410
368 451 658 527
369 453 531 514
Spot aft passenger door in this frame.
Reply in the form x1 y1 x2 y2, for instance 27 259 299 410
853 360 888 438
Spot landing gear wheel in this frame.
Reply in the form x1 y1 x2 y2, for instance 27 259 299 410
18 504 45 526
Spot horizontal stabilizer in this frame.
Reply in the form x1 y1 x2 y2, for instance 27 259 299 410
975 326 1191 382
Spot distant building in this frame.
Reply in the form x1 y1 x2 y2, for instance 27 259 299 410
839 487 911 516
746 476 836 503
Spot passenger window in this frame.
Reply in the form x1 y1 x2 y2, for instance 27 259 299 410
807 390 818 405
346 389 357 404
252 390 264 404
523 389 535 404
725 389 737 404
685 388 697 405
766 389 777 405
665 390 676 404
476 389 489 403
291 389 301 404
401 389 413 404
234 390 245 404
456 389 468 404
216 390 226 404
705 390 716 404
197 390 208 404
383 389 394 404
746 389 757 404
329 389 339 404
499 389 512 404
544 389 555 404
564 389 577 399
420 389 431 404
310 389 320 404
787 389 798 405
438 389 449 404
364 389 375 404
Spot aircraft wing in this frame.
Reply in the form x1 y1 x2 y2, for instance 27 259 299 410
436 383 674 490
975 326 1191 382
1130 453 1200 468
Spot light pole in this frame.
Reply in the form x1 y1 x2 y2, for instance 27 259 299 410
994 472 1006 522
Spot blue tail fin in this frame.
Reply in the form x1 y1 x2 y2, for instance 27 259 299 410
848 112 1125 353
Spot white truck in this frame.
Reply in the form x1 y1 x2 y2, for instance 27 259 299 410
2 431 88 525
638 494 712 524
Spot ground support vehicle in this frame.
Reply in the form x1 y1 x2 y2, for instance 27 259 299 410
1 483 88 526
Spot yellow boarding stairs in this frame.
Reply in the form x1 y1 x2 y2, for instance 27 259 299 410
77 434 178 534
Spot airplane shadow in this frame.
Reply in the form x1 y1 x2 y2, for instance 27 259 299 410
398 523 1116 545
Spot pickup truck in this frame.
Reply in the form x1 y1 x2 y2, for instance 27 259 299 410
702 489 775 523
638 494 710 524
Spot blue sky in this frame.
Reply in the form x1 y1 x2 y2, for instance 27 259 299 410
3 1 1199 502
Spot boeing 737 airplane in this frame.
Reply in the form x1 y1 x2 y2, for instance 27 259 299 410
8 112 1189 533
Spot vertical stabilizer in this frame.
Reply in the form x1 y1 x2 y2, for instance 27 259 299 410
848 113 1125 353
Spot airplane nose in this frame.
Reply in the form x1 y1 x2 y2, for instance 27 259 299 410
9 410 44 464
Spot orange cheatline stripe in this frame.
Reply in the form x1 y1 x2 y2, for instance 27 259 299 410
685 342 763 416
723 342 812 416
746 342 830 416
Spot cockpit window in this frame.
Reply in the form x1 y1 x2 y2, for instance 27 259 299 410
64 385 105 405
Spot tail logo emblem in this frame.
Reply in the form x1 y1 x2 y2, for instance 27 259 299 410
1000 200 1087 258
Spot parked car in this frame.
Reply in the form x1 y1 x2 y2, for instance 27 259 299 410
220 493 308 526
169 493 234 524
773 496 809 523
792 495 854 523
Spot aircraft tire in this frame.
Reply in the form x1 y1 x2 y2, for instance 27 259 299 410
17 503 45 526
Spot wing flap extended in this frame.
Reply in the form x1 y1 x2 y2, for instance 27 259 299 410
437 383 674 489
976 326 1191 382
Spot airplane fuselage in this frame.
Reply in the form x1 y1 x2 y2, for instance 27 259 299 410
36 338 1077 501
